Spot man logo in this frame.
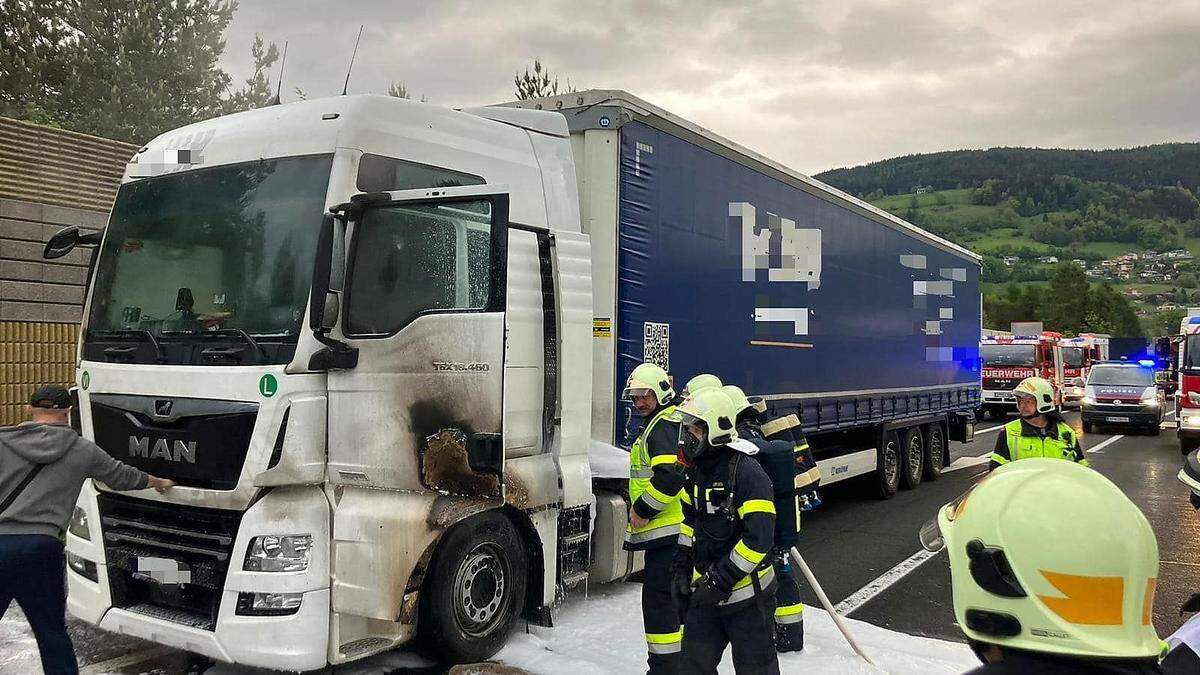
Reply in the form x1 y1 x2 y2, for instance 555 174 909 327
154 400 173 417
129 436 196 463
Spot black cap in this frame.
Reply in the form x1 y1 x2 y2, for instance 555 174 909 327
30 384 71 409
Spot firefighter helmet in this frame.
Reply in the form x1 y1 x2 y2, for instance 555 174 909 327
940 458 1159 659
676 388 738 447
683 373 723 397
621 363 674 406
1013 377 1056 415
721 385 752 415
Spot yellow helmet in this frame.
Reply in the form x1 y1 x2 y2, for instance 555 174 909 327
683 373 723 397
621 363 674 406
937 459 1159 659
1013 377 1056 414
721 385 752 415
675 388 738 447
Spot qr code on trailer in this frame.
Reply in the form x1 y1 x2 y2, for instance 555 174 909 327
643 322 670 372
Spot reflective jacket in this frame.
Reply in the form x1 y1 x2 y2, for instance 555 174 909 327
625 405 686 550
677 440 777 611
990 418 1088 470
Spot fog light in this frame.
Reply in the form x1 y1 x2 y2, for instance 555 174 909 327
67 552 98 582
68 506 90 541
236 591 303 616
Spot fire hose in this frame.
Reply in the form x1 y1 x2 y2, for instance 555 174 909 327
788 546 875 665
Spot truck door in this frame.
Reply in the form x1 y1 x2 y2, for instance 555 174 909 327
324 186 512 498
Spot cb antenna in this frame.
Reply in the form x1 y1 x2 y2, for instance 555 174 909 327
268 41 288 106
341 26 363 96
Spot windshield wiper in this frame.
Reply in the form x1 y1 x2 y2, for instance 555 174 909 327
89 329 166 362
162 329 265 364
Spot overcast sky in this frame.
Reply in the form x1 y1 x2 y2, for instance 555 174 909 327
219 0 1200 175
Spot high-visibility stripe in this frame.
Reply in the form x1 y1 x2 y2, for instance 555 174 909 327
631 467 655 479
722 566 776 605
644 483 679 506
775 603 804 618
733 540 766 566
730 547 757 573
761 414 800 436
646 630 683 646
793 443 810 452
650 454 677 467
990 453 1010 466
680 490 693 505
679 522 693 537
678 532 693 547
737 499 776 518
624 522 681 544
794 466 820 490
638 492 666 513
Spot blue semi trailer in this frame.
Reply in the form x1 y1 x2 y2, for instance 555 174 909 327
511 90 982 497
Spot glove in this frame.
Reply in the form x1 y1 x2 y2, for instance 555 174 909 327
690 570 731 607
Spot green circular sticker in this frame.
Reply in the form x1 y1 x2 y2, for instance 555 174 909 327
258 374 278 398
80 371 90 390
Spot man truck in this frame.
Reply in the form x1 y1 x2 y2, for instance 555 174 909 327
50 90 980 669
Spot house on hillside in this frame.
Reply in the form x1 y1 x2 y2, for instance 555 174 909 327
1119 253 1139 262
1086 268 1105 278
1142 250 1160 259
1002 256 1019 266
1165 249 1192 259
1101 259 1118 268
1159 302 1180 312
1125 288 1143 297
1037 255 1059 264
915 186 931 194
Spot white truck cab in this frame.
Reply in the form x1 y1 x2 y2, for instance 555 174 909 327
62 95 601 669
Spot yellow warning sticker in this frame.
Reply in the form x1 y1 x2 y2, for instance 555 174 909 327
593 318 612 338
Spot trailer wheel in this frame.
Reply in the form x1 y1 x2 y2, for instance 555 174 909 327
922 423 945 482
900 427 924 490
874 431 901 499
420 511 527 664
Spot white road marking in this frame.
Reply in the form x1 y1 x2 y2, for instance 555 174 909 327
834 548 941 615
1087 434 1125 454
79 646 173 674
975 424 1006 435
942 454 991 473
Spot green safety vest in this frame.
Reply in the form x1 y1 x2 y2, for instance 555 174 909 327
627 405 683 545
997 419 1087 466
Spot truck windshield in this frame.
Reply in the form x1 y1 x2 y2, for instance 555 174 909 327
1062 347 1084 367
1187 336 1200 371
87 155 333 346
980 344 1035 367
1088 366 1154 387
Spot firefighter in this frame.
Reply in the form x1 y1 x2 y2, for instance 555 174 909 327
621 362 688 674
722 384 805 654
921 458 1161 674
672 389 781 675
990 377 1087 470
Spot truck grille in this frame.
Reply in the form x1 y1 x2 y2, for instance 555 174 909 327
98 493 242 631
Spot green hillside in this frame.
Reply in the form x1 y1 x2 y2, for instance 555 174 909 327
815 145 1200 336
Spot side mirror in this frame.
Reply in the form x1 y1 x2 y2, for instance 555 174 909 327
43 226 103 260
320 291 339 331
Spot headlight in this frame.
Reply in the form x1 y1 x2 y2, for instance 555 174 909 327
68 506 91 540
1141 386 1159 406
1082 396 1096 405
244 534 312 572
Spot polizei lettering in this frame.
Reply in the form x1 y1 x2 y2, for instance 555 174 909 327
129 436 197 463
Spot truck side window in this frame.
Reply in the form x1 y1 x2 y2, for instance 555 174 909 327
345 200 494 335
357 154 484 192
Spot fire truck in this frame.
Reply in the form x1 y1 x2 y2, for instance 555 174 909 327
1178 313 1200 453
979 325 1064 419
1060 333 1109 408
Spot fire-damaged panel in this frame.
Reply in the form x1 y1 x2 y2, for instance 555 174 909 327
90 394 257 490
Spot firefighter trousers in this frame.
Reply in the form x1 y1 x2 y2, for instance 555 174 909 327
642 544 682 674
680 593 780 675
773 559 804 652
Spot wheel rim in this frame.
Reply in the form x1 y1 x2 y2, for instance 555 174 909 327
452 543 509 638
884 440 899 487
928 429 944 472
907 434 923 478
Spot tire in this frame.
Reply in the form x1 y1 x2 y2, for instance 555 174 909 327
1183 438 1200 455
1082 420 1093 434
874 431 901 499
420 512 528 664
922 423 945 482
1149 424 1162 437
900 427 924 490
979 407 992 421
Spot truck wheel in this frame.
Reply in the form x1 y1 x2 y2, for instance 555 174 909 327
1149 424 1162 437
1184 438 1200 455
900 427 924 490
420 512 527 664
874 431 901 499
922 423 945 482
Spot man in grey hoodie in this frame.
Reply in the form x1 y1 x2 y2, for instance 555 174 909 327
0 384 175 675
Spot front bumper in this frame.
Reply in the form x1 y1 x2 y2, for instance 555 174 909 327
981 390 1017 406
1082 404 1163 427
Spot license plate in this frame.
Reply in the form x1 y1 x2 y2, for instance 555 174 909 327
1106 416 1130 423
135 556 191 585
